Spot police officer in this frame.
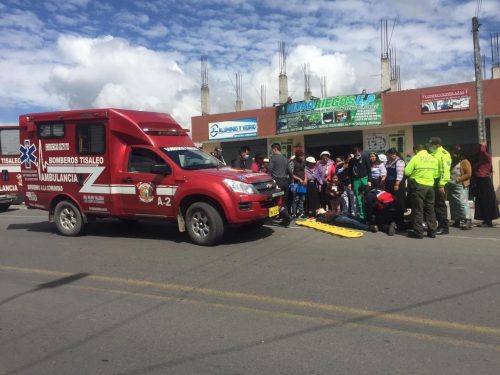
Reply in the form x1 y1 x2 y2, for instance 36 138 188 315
404 144 439 238
429 137 452 234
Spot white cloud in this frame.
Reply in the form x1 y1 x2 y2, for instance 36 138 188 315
46 35 197 127
1 0 500 126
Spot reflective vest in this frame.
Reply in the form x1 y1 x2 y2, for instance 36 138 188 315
404 150 438 187
431 146 452 187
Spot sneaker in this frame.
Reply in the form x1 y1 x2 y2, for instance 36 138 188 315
387 222 396 236
459 220 471 230
427 232 436 238
370 225 379 233
451 221 461 228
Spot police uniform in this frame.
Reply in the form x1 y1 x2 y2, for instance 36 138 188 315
431 145 452 232
404 150 439 238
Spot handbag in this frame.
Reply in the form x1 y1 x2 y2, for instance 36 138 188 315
296 184 307 194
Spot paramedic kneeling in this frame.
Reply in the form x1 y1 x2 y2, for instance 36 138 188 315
358 186 403 236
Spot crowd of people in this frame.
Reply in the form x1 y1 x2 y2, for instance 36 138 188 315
213 139 499 236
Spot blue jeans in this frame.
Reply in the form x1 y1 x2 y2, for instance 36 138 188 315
341 185 357 215
292 193 306 216
332 213 369 231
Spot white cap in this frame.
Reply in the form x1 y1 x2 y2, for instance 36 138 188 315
263 158 269 163
378 154 387 163
320 151 330 157
305 156 316 164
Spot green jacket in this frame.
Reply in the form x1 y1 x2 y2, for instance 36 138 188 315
404 150 439 187
431 146 452 187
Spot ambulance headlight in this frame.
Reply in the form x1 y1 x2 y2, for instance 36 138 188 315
223 179 259 194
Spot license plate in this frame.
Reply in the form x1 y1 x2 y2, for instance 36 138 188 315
268 205 279 218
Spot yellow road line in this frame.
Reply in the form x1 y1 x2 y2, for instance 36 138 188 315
1 264 500 337
56 282 500 353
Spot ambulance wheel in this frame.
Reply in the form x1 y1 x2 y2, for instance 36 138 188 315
185 202 224 246
54 200 84 236
0 204 10 212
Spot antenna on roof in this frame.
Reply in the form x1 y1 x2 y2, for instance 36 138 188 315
200 56 210 115
279 41 287 75
260 84 266 108
278 41 289 103
320 76 327 98
303 63 311 100
235 73 243 111
381 19 389 59
491 32 500 78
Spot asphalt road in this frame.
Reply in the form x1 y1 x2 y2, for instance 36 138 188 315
0 205 499 375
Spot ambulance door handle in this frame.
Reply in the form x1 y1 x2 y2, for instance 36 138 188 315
122 177 133 183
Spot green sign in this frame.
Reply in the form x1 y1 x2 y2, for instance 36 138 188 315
277 92 382 134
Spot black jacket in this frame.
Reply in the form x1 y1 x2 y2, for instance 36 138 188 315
348 154 371 180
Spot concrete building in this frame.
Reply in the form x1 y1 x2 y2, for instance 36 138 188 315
192 78 500 198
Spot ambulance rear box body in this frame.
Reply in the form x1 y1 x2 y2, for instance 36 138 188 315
19 109 282 245
0 125 22 211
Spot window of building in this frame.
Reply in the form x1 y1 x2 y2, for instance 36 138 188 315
37 122 65 139
77 123 105 154
128 148 166 173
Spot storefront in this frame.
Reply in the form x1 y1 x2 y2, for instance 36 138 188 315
412 120 491 159
304 130 363 159
192 78 500 198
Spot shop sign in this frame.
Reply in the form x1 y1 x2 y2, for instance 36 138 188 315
421 89 470 114
277 93 382 134
208 118 257 140
366 133 387 151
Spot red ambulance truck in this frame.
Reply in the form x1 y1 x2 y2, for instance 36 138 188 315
19 109 283 245
0 125 22 211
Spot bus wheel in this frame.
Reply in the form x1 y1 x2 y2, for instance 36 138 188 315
185 202 224 246
54 200 84 236
0 204 10 212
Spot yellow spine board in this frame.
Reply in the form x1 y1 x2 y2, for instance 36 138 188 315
295 220 364 238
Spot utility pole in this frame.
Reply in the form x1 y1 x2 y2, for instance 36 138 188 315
472 17 486 144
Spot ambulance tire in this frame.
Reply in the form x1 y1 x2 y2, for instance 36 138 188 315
0 204 10 212
185 202 224 246
54 200 84 236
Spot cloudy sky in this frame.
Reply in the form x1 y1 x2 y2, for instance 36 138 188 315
1 0 499 128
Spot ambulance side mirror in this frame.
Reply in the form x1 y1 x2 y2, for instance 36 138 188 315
150 164 171 175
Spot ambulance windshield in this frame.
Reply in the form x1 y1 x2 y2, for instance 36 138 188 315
161 147 221 170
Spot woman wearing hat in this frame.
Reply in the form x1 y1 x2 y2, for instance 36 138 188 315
317 150 335 209
305 156 322 217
